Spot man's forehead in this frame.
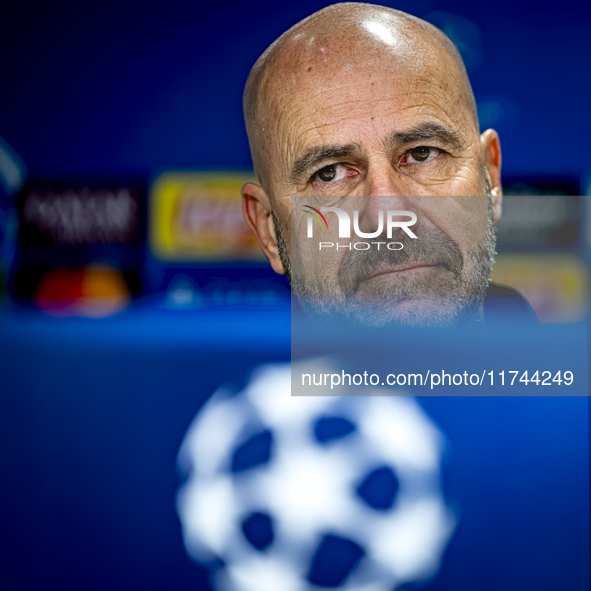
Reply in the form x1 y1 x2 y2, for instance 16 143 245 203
261 28 468 137
264 52 469 171
264 20 456 100
270 58 462 127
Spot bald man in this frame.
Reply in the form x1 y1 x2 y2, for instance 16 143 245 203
241 2 533 327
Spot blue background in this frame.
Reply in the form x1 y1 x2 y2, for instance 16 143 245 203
0 0 590 589
0 311 589 589
1 0 590 184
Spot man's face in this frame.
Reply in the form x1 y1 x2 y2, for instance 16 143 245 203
245 22 502 326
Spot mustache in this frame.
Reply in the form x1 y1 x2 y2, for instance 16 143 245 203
338 226 464 293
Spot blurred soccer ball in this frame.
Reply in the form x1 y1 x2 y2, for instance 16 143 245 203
177 361 454 591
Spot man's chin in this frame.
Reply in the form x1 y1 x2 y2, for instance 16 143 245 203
294 292 483 329
349 296 482 328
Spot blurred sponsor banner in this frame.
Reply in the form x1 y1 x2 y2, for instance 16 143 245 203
30 263 131 318
490 253 591 323
18 181 142 248
496 194 580 249
492 187 589 323
12 180 145 316
149 171 264 262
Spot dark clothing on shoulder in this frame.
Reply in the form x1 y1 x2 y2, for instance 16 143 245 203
484 282 539 324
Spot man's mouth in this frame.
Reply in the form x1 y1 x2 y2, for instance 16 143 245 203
368 264 438 279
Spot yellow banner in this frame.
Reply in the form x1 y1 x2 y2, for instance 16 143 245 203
491 253 591 323
150 171 265 261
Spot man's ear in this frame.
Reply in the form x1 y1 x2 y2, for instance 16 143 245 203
241 182 286 275
480 129 502 224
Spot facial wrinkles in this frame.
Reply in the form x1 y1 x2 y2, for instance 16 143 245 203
293 153 479 201
337 226 464 295
287 138 465 197
264 35 480 183
275 89 477 201
285 70 464 134
266 47 465 185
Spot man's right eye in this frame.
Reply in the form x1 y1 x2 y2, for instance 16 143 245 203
313 164 342 183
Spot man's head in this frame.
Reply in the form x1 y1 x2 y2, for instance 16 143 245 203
241 2 503 327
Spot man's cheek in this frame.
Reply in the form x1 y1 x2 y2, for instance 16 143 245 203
318 248 344 287
433 161 483 194
291 230 342 287
460 198 490 243
419 196 488 241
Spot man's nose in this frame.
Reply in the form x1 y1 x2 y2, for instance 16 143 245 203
356 165 418 237
364 161 409 198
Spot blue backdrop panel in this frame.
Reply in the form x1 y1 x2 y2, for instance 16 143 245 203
0 307 588 590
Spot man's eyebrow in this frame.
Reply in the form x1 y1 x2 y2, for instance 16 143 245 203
383 123 463 151
290 143 361 182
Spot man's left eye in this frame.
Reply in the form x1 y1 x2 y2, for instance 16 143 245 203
406 146 440 163
313 163 349 183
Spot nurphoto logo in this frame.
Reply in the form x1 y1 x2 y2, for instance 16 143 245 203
302 204 417 250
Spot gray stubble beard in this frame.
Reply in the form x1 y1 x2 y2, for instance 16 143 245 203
272 171 497 327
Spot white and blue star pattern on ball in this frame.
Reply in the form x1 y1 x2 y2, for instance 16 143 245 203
176 361 455 591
